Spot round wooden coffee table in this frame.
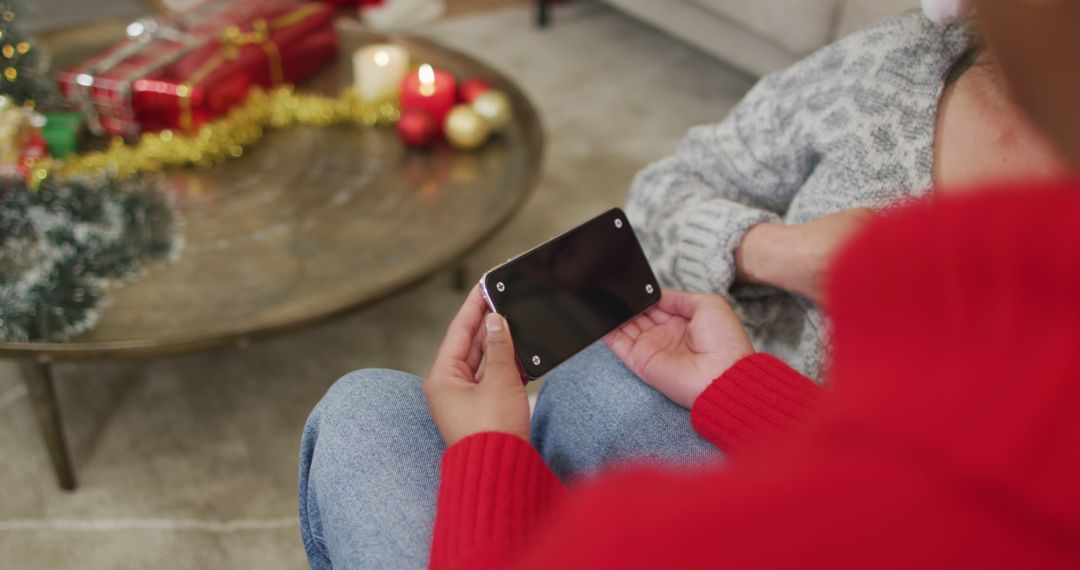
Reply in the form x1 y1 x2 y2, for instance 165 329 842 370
2 20 544 489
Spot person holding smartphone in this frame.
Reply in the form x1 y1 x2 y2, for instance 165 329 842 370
529 0 1074 481
299 0 1080 567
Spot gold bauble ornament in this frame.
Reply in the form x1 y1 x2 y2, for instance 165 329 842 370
444 104 490 150
0 96 29 165
470 90 512 132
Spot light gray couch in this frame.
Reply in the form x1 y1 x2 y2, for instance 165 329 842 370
599 0 919 76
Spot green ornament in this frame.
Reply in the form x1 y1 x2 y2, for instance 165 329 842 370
42 111 82 158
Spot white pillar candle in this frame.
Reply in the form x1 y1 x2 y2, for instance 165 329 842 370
352 44 410 102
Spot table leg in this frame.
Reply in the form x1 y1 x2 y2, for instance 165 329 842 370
21 361 78 490
537 0 550 27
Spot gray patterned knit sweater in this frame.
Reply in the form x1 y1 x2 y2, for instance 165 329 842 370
625 13 972 380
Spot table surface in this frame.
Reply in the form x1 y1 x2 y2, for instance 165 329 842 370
0 18 544 360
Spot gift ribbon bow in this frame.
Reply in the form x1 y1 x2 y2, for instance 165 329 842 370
178 4 322 131
219 19 282 84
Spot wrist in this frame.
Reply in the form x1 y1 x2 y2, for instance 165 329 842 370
734 222 794 288
687 351 756 408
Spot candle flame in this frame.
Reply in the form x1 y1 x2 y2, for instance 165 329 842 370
418 64 435 85
374 50 390 66
418 64 436 96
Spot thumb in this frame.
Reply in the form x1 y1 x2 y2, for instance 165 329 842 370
482 313 521 385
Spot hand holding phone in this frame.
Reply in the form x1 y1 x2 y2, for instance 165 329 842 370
603 290 753 409
423 287 532 446
480 208 661 380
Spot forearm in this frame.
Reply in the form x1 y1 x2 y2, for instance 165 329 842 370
626 170 781 296
429 433 565 570
691 353 825 454
735 208 876 303
626 74 811 295
734 222 792 289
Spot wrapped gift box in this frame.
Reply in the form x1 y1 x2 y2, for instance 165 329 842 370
59 0 337 137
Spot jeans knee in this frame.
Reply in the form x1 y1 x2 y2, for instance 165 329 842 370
326 367 425 402
300 368 431 486
318 368 424 421
298 368 431 568
302 368 427 465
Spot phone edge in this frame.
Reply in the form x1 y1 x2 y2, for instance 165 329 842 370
479 271 537 382
476 207 643 381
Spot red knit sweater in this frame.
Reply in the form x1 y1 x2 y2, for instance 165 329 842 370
429 181 1080 569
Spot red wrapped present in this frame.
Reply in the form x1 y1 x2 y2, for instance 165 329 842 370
59 0 338 137
320 0 385 6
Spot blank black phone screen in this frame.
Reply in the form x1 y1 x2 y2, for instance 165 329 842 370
484 208 661 379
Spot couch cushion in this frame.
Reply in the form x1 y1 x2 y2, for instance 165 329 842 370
684 0 839 55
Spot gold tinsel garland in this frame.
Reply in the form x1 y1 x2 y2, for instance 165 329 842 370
33 86 400 185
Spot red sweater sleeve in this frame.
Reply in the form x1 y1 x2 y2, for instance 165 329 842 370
430 354 821 569
690 353 825 453
429 432 564 570
429 258 827 567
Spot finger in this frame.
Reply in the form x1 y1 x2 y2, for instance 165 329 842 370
603 328 633 360
431 286 488 377
479 313 522 388
475 355 487 383
621 320 642 339
631 312 656 333
465 324 485 372
657 289 717 319
647 306 673 324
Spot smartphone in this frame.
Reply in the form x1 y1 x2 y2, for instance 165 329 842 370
479 208 661 380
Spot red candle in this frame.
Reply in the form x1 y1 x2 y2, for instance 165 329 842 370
400 64 457 131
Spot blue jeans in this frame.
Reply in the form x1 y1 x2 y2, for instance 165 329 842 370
298 343 720 569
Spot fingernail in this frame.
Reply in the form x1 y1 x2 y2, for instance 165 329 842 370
485 313 503 332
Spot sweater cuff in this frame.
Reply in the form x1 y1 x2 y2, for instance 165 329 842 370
691 353 824 454
679 200 780 296
429 432 564 570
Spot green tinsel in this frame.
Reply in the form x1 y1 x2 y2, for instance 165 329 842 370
0 175 179 342
0 0 58 108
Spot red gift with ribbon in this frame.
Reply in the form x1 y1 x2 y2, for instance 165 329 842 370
58 0 338 137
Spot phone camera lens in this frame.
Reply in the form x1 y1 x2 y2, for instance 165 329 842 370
614 219 623 229
645 283 655 294
531 355 541 366
496 282 506 292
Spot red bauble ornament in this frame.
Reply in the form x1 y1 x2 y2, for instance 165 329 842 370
397 109 439 149
458 78 492 105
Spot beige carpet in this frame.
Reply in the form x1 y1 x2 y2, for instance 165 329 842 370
0 3 752 568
